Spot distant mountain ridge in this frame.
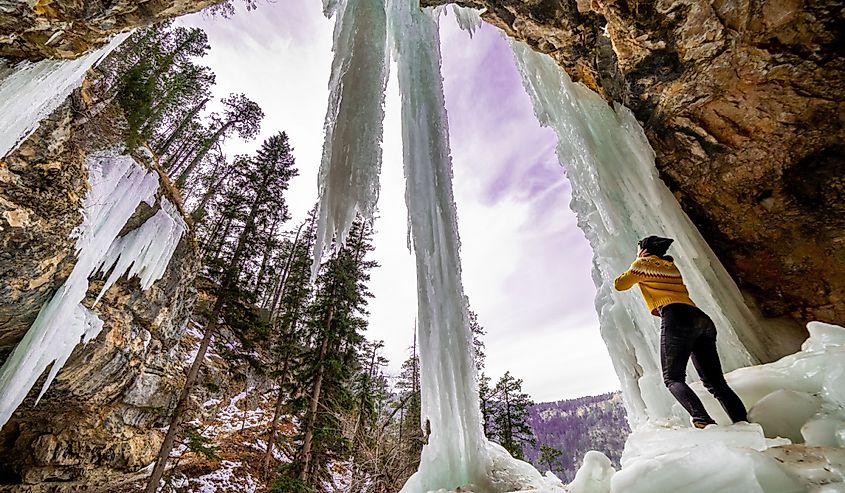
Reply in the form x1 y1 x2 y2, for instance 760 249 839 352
524 391 629 482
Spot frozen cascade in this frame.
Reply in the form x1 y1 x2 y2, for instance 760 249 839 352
313 0 389 274
389 2 559 491
0 33 130 159
510 41 763 427
0 150 186 429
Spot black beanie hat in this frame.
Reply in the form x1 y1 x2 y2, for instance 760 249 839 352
638 235 674 258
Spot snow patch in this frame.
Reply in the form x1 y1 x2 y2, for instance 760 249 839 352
568 322 845 493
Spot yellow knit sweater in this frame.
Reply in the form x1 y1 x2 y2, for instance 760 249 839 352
614 256 696 316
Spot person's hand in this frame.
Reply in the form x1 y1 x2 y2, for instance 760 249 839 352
637 246 648 258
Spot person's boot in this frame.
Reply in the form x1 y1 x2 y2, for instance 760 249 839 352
691 418 715 429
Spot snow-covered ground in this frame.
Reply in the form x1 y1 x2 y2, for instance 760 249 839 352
564 321 845 493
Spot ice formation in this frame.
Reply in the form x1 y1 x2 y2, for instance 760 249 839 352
0 150 186 429
509 41 765 427
0 33 130 158
449 5 482 37
570 322 845 493
388 0 486 489
312 0 389 274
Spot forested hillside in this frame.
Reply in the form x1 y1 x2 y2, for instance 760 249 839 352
525 393 629 482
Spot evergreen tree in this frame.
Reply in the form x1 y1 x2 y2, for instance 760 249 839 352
263 212 318 475
284 218 378 484
395 336 423 474
489 372 536 460
103 23 215 149
539 444 563 472
145 133 297 493
175 93 264 188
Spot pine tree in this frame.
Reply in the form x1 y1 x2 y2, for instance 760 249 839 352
175 93 264 188
145 133 297 493
490 372 536 460
539 444 563 472
286 218 378 485
262 212 318 476
395 336 423 475
102 23 215 149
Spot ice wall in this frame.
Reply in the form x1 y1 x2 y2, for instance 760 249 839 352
509 42 762 427
0 150 187 429
312 0 389 273
0 33 130 159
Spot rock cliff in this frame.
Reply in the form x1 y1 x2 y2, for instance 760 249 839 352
0 86 199 488
0 0 220 61
427 0 844 358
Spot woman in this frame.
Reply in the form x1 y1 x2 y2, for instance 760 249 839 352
614 235 747 428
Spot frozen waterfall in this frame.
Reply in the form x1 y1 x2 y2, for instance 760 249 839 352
312 0 389 274
389 0 488 489
0 33 130 159
509 41 763 427
0 150 187 430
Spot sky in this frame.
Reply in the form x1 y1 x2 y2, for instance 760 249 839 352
177 1 620 402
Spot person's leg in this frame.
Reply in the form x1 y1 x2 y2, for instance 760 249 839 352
690 315 748 423
660 307 714 425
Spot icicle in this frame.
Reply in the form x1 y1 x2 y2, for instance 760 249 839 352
93 198 187 303
312 0 389 276
0 32 130 159
0 150 186 429
509 41 762 427
450 5 483 37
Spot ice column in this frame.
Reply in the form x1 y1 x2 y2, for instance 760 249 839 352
313 0 389 273
0 33 130 158
0 150 186 429
389 1 487 489
510 42 761 427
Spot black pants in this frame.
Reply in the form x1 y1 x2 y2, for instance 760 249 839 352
660 303 747 424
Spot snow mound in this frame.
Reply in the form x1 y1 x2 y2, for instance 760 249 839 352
568 322 845 493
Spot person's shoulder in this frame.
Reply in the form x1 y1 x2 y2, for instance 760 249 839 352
632 256 662 268
632 256 680 275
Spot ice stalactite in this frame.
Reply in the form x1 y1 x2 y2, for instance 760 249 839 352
0 150 186 429
509 42 762 427
312 0 389 274
0 32 130 159
389 2 558 492
449 5 482 37
389 0 485 489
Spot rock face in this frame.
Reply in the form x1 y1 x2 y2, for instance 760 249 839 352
0 0 220 61
431 0 844 355
0 89 199 488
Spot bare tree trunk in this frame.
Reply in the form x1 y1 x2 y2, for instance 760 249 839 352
176 121 233 188
269 221 306 318
261 350 292 476
156 97 208 156
144 305 220 493
299 308 333 482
